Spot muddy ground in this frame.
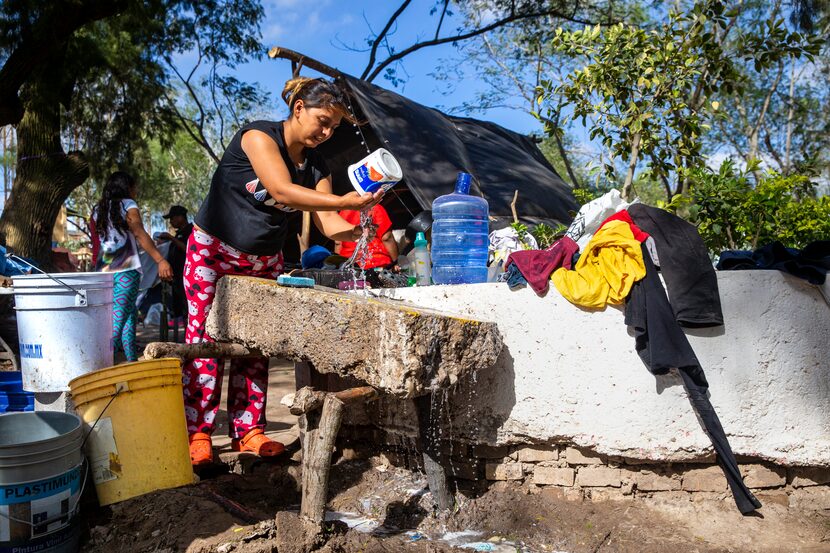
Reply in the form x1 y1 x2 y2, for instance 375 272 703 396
78 454 830 553
81 335 828 552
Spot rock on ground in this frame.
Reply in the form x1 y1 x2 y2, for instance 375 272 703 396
205 276 503 398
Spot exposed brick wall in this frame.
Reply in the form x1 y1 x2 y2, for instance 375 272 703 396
336 426 830 511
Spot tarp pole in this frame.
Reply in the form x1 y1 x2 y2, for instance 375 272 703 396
268 47 342 79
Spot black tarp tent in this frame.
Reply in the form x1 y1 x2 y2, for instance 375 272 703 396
320 76 577 226
285 75 578 262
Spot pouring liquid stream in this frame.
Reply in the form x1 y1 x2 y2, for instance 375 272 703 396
342 209 373 296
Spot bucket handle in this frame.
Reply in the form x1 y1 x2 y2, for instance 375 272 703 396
6 254 88 307
0 387 122 530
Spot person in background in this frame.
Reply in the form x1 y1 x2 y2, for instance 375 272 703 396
93 172 173 361
156 205 193 325
183 76 382 466
335 204 397 269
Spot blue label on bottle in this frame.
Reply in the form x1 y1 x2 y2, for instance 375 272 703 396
351 163 397 194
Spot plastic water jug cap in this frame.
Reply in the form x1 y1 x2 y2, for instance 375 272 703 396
454 172 472 195
414 231 428 248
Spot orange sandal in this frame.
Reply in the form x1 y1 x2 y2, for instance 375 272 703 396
189 432 214 466
231 428 285 457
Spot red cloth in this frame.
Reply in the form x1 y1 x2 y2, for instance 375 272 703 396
505 236 579 295
338 205 393 269
598 210 650 242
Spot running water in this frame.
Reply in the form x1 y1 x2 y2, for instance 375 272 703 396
342 209 373 295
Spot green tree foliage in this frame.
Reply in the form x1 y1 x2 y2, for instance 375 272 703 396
536 0 820 202
428 1 645 189
707 3 830 177
530 222 567 248
0 0 265 262
67 128 215 234
684 160 830 253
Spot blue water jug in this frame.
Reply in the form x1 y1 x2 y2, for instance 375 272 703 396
431 172 489 284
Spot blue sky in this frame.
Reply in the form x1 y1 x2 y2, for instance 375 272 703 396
0 1 544 216
226 0 542 134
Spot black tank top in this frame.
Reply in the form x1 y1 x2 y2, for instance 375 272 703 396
195 120 330 255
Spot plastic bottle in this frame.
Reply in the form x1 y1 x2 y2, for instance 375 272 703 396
430 172 489 284
412 231 431 286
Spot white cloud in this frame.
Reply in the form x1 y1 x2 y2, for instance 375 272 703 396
272 0 304 7
262 23 285 43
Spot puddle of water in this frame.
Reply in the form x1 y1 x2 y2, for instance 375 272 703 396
324 512 569 553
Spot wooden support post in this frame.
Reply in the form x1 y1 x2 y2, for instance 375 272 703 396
300 395 342 524
292 386 379 526
414 394 453 512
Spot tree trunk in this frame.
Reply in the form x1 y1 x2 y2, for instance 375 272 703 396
552 126 581 188
784 62 797 175
0 72 88 265
621 133 641 202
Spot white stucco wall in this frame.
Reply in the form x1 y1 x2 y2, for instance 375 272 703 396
375 271 830 467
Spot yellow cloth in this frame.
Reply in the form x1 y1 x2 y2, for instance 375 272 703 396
552 219 646 308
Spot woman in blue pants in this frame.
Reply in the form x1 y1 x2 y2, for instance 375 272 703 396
93 172 172 361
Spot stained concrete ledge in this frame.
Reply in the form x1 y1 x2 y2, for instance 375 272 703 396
205 276 503 398
372 271 830 467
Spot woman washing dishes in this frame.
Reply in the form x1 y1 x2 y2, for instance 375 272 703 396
184 77 382 465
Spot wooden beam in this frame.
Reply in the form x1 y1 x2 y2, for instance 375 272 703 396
268 47 342 79
284 386 378 416
143 341 263 361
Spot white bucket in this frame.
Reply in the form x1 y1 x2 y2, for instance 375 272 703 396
12 272 114 392
347 148 403 196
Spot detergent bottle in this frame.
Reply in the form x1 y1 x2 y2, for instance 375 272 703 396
412 231 431 286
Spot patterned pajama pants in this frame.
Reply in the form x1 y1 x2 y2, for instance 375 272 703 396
182 227 283 438
112 269 140 362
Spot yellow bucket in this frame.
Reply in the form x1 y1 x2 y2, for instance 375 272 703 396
68 358 194 506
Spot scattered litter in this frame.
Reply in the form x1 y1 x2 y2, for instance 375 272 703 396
463 543 495 552
324 511 380 533
441 530 531 553
407 531 425 542
216 543 234 553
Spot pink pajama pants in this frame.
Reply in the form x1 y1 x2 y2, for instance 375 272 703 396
182 227 283 438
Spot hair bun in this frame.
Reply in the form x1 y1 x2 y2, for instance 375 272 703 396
282 76 315 106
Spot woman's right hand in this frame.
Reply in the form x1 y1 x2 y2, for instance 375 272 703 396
157 259 174 281
340 190 384 210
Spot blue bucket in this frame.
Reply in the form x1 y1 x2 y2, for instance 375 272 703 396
0 373 34 414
